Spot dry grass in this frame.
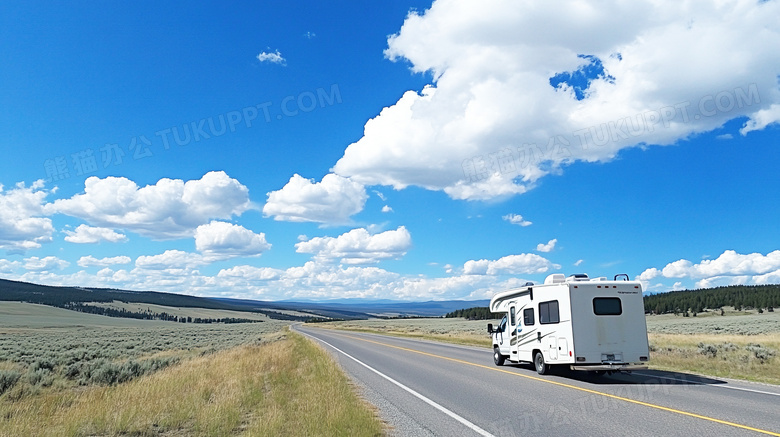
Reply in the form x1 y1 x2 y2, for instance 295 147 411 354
0 332 384 436
648 333 780 385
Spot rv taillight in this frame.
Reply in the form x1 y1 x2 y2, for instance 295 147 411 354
640 356 648 361
576 357 586 362
569 351 572 357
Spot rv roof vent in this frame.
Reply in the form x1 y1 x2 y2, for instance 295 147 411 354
566 273 589 282
544 273 566 284
524 281 535 287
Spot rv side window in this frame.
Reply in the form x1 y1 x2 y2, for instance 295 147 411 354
523 308 534 326
510 307 516 326
539 300 559 324
593 297 622 315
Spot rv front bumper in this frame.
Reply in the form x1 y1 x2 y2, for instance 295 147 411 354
569 363 648 372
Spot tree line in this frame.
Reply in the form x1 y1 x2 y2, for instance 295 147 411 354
444 307 503 320
643 284 780 314
64 303 262 324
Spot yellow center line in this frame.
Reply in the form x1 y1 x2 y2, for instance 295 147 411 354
323 329 780 437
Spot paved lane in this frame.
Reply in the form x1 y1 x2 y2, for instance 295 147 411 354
294 325 780 437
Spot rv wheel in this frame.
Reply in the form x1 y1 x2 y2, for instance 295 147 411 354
493 347 505 366
534 351 549 375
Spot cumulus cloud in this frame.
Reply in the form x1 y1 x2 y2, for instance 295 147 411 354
24 256 69 272
78 255 132 268
49 171 252 239
502 213 532 227
536 239 557 253
135 250 208 270
740 104 780 135
64 225 127 244
463 253 559 275
661 250 780 279
0 180 54 253
639 249 780 290
256 49 286 65
195 221 271 258
295 226 412 265
263 173 367 225
0 259 22 273
382 205 393 213
217 265 283 282
331 0 780 201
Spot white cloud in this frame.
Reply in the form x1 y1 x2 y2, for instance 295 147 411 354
64 224 127 244
502 213 532 227
463 253 559 275
256 49 286 65
49 171 252 239
740 104 780 135
135 250 207 270
661 250 780 279
2 253 540 301
373 190 387 201
382 205 393 213
0 259 22 273
638 267 661 281
217 265 283 282
78 255 132 268
195 221 271 258
640 249 780 290
24 256 69 272
331 0 780 200
0 180 54 253
263 173 367 225
573 259 584 267
536 239 557 253
295 227 412 265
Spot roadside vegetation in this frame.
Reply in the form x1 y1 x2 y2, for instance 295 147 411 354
0 303 384 436
645 309 780 384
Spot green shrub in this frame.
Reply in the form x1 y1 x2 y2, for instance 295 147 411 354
746 343 776 363
26 368 54 387
0 370 21 394
697 343 718 358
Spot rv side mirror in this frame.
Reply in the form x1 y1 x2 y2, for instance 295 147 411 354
487 323 494 334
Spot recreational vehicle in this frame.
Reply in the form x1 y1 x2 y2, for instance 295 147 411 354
487 273 649 375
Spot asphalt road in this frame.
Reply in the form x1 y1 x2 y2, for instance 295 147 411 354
294 325 780 437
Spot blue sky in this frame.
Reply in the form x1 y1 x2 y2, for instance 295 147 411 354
1 0 780 301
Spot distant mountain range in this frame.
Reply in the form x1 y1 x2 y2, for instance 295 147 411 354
0 278 488 320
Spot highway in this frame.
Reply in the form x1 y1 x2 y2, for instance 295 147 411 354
294 325 780 437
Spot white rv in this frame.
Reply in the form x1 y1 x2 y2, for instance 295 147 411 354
487 273 649 375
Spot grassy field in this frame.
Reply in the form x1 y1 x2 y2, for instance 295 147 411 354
645 309 780 384
0 302 385 436
0 332 384 436
317 310 780 385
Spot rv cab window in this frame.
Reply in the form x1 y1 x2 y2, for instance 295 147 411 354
498 316 507 332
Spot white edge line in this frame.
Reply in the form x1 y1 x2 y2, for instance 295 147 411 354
633 372 780 397
296 327 496 437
